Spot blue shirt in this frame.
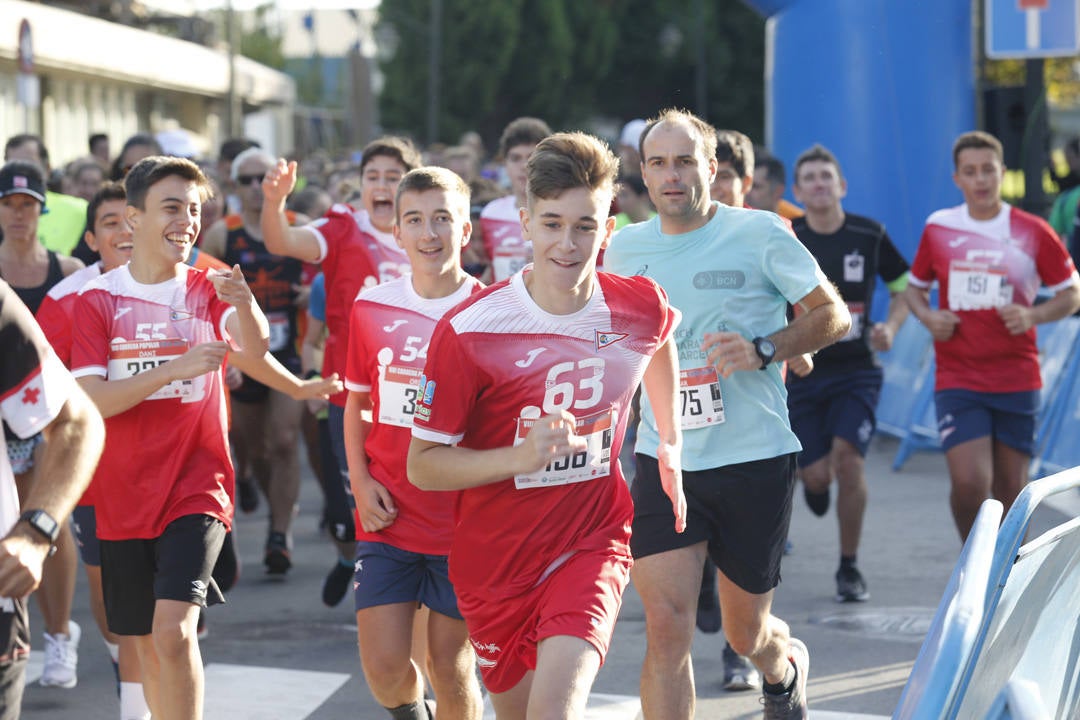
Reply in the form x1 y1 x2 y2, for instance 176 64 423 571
605 202 827 470
309 272 326 323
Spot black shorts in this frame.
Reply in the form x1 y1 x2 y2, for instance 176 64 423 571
0 597 28 720
71 505 100 567
231 352 301 403
100 514 227 636
630 453 797 594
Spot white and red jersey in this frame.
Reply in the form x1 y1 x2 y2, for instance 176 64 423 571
36 263 104 369
910 203 1078 392
1 281 76 554
307 204 410 407
480 195 531 282
36 262 105 507
345 274 484 555
70 265 237 541
412 270 677 600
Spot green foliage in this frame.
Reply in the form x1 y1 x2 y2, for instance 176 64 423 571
377 0 766 147
239 4 285 70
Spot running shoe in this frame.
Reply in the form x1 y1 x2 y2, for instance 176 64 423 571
238 477 259 514
696 559 721 634
803 484 830 516
761 637 809 720
40 620 80 689
723 641 761 691
264 531 292 575
835 565 870 602
322 558 354 607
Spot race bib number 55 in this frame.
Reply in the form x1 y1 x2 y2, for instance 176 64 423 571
513 409 614 489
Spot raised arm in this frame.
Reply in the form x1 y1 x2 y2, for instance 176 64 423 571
260 159 322 263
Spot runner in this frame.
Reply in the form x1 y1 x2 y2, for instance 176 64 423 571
605 109 850 720
260 137 421 607
345 166 484 719
905 130 1080 541
409 132 684 718
71 155 270 720
477 117 552 283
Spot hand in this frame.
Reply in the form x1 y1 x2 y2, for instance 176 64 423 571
293 372 343 401
517 410 587 474
0 533 49 598
924 309 961 341
657 441 686 533
167 342 230 382
869 322 896 352
353 477 397 533
224 363 244 391
787 353 814 377
701 332 759 378
210 265 254 308
997 304 1034 335
263 159 298 207
292 283 311 310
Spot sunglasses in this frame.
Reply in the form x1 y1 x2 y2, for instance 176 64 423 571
237 174 265 186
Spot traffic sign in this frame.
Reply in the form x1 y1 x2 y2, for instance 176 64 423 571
987 0 1080 58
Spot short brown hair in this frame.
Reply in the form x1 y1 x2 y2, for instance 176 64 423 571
360 136 422 174
952 131 1004 169
86 181 127 233
639 108 717 163
499 117 552 159
124 156 212 210
395 166 471 222
715 129 755 179
794 143 843 183
526 132 619 204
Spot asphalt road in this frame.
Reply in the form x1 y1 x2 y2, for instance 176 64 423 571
19 435 1077 719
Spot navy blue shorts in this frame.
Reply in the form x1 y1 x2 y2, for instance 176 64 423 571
352 541 462 620
788 367 882 467
71 505 100 567
934 389 1038 455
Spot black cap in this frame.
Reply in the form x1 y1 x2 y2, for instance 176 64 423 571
0 161 46 205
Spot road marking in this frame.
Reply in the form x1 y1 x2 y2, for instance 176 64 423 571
484 692 640 719
203 663 350 720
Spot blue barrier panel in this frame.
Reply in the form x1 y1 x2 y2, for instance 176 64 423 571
892 500 1002 720
892 358 940 471
877 315 934 439
1030 349 1080 478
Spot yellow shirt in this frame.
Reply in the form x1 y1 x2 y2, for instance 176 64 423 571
38 191 87 256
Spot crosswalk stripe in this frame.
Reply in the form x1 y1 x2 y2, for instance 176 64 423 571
203 663 350 720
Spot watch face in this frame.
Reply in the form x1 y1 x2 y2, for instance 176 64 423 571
760 339 776 356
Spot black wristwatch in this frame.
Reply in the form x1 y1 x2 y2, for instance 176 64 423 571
18 509 60 544
752 337 776 370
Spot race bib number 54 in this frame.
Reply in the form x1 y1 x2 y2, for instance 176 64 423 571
513 409 614 489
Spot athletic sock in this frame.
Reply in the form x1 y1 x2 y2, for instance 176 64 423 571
120 681 151 720
840 554 857 570
762 660 796 695
386 700 430 720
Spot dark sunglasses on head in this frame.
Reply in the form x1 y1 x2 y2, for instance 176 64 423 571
237 174 265 186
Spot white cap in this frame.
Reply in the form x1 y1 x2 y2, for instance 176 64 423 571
156 129 199 159
620 119 647 149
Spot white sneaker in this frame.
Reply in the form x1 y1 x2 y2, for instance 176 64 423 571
39 619 80 688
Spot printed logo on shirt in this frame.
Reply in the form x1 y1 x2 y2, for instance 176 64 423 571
191 580 207 598
382 319 408 333
515 347 548 368
949 236 970 248
692 270 746 290
113 307 133 320
170 308 194 322
634 264 649 276
595 330 628 350
21 387 40 405
414 374 437 420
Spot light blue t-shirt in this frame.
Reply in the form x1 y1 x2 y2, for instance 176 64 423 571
605 202 827 470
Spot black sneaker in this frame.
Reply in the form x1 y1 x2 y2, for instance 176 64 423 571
761 637 809 719
835 565 869 602
723 642 761 691
238 477 259 514
322 558 354 607
696 560 721 634
803 484 830 516
264 532 291 575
